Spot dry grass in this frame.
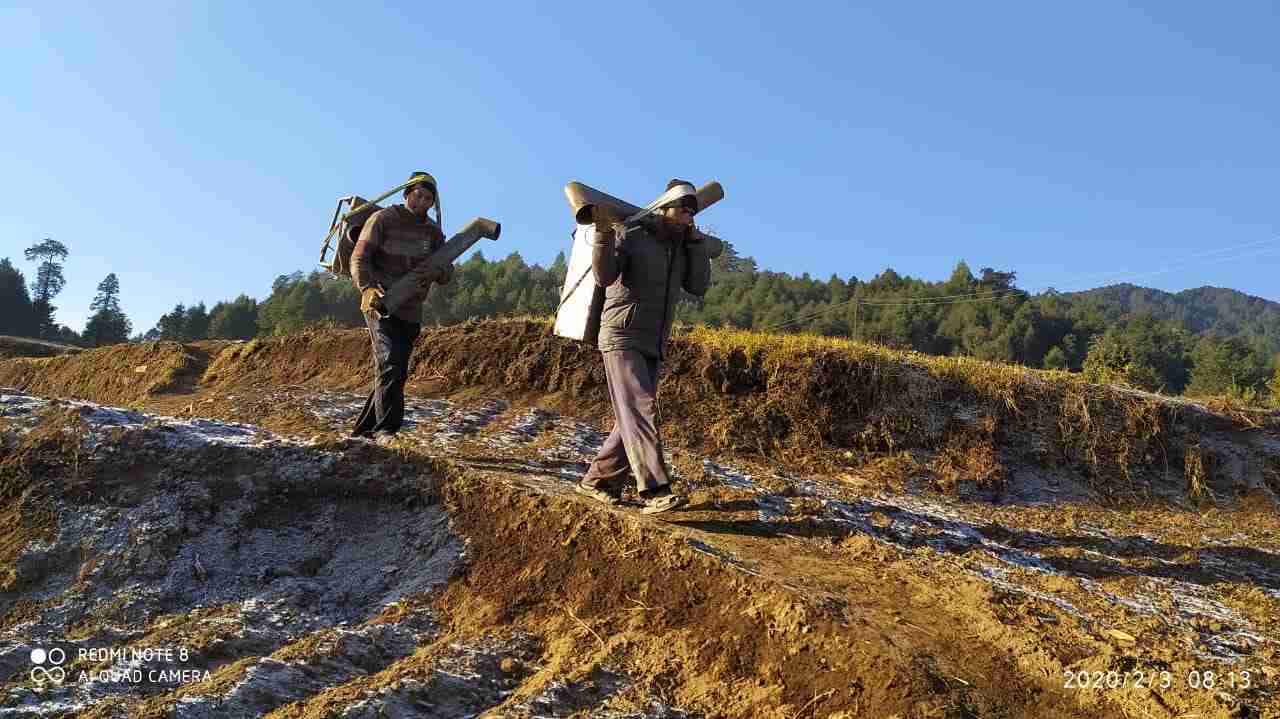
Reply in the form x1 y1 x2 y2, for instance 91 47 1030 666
673 324 1220 502
0 337 80 360
3 318 1273 507
0 341 203 405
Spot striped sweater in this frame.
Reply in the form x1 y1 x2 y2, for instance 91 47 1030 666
350 204 450 322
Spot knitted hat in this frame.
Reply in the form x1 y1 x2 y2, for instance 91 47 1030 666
404 171 438 197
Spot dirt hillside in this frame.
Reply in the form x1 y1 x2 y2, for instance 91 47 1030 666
0 337 82 361
1 320 1277 717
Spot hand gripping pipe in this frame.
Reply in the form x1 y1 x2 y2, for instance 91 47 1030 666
379 218 501 317
563 180 726 259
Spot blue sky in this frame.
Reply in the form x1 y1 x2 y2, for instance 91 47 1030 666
3 2 1278 333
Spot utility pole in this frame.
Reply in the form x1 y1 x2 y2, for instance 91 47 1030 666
853 288 859 343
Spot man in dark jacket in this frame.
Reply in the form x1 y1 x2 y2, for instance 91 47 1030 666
576 179 712 513
349 171 453 443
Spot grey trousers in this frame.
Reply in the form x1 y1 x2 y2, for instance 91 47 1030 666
582 349 670 494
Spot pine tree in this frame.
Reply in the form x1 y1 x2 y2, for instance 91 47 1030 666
184 302 211 341
1042 346 1069 370
23 238 70 339
209 295 259 340
82 273 132 346
1186 335 1267 399
154 303 188 340
0 258 37 336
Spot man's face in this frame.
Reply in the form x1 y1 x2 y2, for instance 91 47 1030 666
664 203 695 227
406 184 435 217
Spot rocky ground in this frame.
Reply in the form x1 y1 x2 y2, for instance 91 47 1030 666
1 330 1278 717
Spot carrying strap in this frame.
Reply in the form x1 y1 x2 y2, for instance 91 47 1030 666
558 267 593 312
557 229 593 312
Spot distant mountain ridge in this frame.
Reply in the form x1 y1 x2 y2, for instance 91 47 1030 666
1064 284 1280 352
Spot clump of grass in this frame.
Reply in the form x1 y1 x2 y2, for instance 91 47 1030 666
1183 444 1217 505
855 451 925 492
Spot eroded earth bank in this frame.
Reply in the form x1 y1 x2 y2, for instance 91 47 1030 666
1 321 1277 718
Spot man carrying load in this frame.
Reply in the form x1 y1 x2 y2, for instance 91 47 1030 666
349 171 453 443
576 179 714 514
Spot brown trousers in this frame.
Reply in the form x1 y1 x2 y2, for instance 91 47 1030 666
582 350 670 494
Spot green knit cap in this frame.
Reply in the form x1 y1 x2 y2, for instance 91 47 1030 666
405 171 438 196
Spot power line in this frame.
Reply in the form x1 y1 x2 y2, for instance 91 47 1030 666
757 235 1280 333
1041 236 1280 291
1054 245 1280 293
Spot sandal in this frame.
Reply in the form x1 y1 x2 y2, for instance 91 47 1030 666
575 481 620 505
639 491 687 515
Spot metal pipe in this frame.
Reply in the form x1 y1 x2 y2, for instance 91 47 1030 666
379 218 502 316
563 181 726 258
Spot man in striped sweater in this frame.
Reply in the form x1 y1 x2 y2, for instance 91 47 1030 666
349 171 453 443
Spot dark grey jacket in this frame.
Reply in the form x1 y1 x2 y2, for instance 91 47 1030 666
592 218 712 359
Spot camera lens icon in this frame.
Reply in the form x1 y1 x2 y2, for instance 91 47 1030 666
30 647 67 684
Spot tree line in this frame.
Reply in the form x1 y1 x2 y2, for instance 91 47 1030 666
4 239 1279 402
1 240 132 346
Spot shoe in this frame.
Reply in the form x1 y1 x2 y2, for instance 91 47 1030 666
639 488 687 515
374 431 399 447
574 480 620 505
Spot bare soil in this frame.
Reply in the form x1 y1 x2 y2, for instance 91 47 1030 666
0 338 81 361
0 322 1277 718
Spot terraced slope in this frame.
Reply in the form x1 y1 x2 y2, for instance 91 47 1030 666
0 321 1277 717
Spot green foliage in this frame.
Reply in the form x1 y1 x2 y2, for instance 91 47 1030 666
23 238 69 302
146 302 208 342
52 326 82 346
1081 315 1191 392
1265 364 1280 407
89 273 122 314
0 258 37 336
184 302 211 341
1185 334 1269 399
82 273 132 347
209 295 259 340
1043 346 1069 370
1067 283 1280 359
1082 331 1135 387
415 251 568 326
171 243 1280 406
257 271 363 335
24 238 70 339
151 303 187 340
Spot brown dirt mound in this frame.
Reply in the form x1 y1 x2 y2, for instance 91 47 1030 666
430 473 1106 719
3 357 1277 716
199 333 371 392
4 319 1274 507
0 341 209 406
0 336 81 360
404 320 1276 506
